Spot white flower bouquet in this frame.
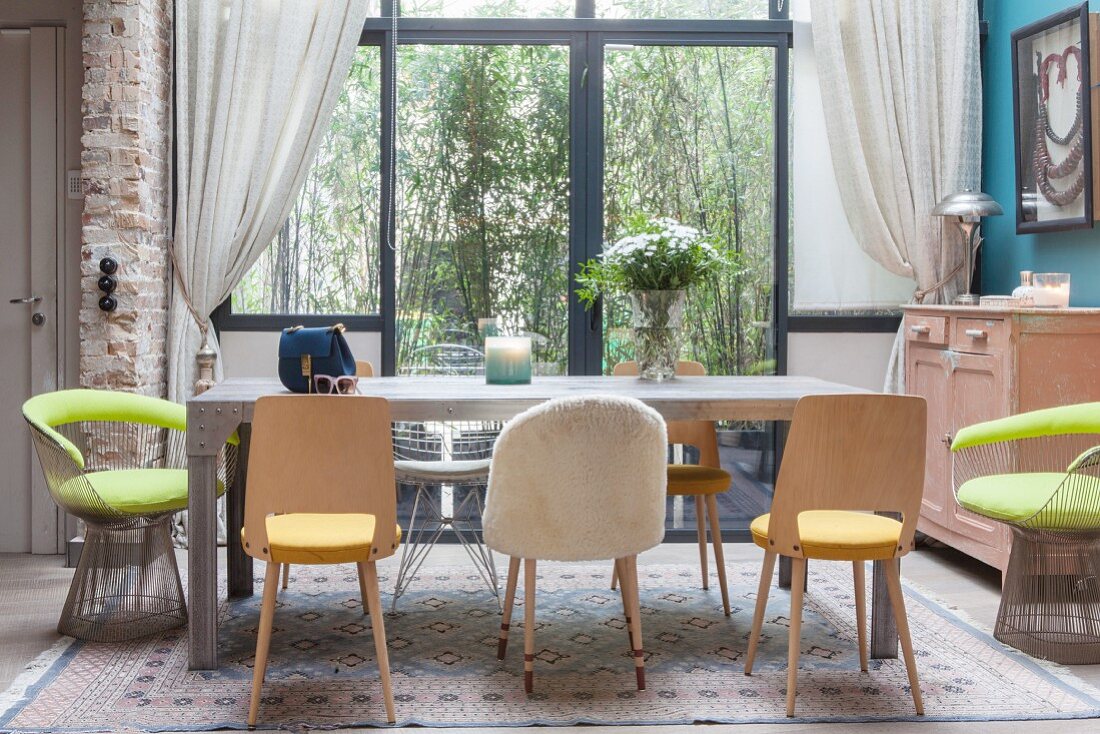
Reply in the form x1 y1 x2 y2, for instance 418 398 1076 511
575 214 732 307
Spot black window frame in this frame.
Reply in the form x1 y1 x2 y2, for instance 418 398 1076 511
213 0 794 381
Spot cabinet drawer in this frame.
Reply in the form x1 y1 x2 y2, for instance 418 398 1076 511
904 314 947 345
952 317 1007 354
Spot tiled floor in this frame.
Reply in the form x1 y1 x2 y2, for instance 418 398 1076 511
2 541 1098 733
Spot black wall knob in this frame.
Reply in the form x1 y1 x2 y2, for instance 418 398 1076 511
97 275 116 293
99 257 118 275
98 295 117 312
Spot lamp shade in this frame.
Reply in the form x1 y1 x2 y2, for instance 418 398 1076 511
932 189 1004 218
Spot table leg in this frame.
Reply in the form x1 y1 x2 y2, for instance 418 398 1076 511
188 453 220 670
227 423 253 598
871 557 899 659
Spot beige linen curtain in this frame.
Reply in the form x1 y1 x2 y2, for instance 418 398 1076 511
812 0 982 391
170 0 368 543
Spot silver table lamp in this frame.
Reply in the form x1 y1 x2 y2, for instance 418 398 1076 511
932 189 1004 306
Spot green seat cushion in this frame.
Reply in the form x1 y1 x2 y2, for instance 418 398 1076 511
957 472 1100 529
64 469 225 515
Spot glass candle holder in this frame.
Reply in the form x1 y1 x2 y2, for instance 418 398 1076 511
1032 273 1071 308
485 336 532 385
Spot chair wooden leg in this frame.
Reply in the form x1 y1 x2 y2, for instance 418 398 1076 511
248 562 281 728
624 555 646 690
745 550 776 676
610 563 618 591
357 563 370 616
498 556 520 660
524 558 537 694
853 560 868 672
615 557 633 652
705 494 730 616
884 560 923 715
281 563 290 590
361 561 396 724
786 557 806 717
695 496 709 590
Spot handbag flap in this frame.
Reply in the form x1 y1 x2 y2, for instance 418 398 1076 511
278 327 336 360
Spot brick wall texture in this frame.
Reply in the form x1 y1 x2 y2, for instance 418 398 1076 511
80 0 172 397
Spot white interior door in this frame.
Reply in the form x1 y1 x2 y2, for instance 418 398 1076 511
0 27 62 553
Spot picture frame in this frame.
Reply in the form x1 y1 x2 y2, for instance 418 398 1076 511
1011 2 1094 233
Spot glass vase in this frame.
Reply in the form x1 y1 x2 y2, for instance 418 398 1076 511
629 289 687 381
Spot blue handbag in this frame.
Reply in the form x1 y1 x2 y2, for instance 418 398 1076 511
277 324 356 393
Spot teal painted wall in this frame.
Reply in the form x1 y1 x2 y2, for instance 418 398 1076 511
982 0 1100 304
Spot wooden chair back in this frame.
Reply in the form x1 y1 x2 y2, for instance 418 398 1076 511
356 360 375 378
613 360 720 468
243 395 398 562
768 394 927 559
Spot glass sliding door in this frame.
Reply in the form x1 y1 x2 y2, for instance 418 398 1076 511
394 44 571 376
603 43 778 532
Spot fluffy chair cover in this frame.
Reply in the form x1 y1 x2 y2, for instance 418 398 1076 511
483 395 668 561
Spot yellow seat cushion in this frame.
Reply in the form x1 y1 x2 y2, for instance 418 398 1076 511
667 465 731 495
243 514 402 565
750 510 902 561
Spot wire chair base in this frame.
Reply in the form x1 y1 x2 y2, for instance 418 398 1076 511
391 482 499 613
995 526 1100 664
59 515 187 642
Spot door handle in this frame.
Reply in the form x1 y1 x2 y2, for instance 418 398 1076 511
9 296 41 304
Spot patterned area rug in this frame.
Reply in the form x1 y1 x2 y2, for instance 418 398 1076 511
2 559 1100 731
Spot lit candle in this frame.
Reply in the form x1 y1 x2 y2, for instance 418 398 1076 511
485 336 532 385
1032 273 1070 308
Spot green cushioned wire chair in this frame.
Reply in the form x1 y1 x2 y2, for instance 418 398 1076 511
22 389 237 642
952 402 1100 663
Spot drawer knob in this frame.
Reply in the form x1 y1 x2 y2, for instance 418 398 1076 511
965 328 988 339
941 433 953 446
909 324 931 335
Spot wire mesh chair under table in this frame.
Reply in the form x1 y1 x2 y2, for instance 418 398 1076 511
22 389 237 642
390 420 501 611
952 402 1100 664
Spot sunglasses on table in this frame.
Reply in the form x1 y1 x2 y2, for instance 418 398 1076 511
312 374 360 395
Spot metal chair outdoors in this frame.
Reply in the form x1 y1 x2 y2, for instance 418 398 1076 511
22 389 237 642
952 403 1100 664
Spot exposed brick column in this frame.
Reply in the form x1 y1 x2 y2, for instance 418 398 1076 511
79 0 172 397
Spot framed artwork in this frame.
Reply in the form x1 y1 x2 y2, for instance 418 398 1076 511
1012 3 1093 233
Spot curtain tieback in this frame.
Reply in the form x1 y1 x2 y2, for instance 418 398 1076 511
168 243 209 340
913 260 964 304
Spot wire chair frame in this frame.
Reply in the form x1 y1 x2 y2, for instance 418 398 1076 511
953 433 1100 663
389 419 501 611
26 418 236 642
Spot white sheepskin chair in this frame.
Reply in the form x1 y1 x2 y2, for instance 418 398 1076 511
483 395 668 693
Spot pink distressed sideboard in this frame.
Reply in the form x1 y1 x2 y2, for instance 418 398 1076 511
903 305 1100 574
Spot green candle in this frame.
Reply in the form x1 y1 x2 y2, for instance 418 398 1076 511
485 336 532 385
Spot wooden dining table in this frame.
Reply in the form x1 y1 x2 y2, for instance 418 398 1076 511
186 375 897 670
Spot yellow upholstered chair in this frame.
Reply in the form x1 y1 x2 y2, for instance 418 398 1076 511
278 359 378 593
613 360 731 615
242 395 400 727
744 394 926 717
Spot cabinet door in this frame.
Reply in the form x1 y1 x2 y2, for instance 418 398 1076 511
950 351 1010 547
908 345 952 527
